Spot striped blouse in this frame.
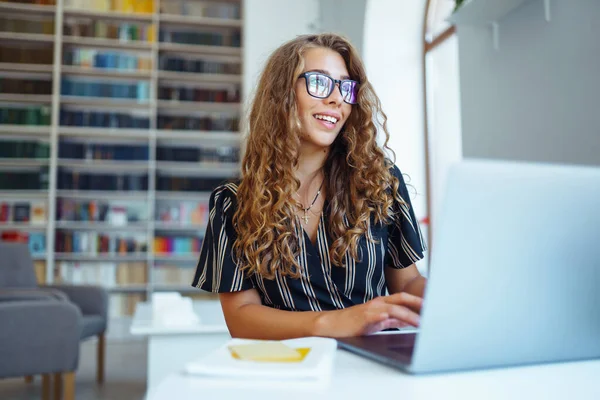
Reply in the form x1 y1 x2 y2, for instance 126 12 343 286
191 165 426 311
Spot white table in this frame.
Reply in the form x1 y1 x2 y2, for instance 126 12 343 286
147 348 600 400
130 300 230 391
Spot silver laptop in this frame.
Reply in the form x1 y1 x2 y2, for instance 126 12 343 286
338 159 600 374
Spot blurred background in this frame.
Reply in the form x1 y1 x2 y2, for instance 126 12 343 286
0 0 598 398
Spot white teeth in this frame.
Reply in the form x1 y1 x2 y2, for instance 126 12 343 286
314 114 338 124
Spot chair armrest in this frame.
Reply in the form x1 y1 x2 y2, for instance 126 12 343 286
0 288 68 302
0 301 81 377
42 284 108 320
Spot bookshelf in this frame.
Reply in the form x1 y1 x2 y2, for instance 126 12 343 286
0 0 243 318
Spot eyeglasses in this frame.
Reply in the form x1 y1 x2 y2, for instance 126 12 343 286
298 72 359 105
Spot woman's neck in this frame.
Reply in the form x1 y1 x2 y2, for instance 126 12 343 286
296 144 328 184
295 143 329 201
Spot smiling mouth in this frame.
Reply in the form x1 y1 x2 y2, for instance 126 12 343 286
313 114 339 128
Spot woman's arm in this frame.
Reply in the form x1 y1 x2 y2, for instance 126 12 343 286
219 288 422 340
385 264 427 298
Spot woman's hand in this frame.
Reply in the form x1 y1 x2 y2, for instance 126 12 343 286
314 292 423 338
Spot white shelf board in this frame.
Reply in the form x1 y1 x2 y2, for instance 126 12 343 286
0 158 49 167
155 130 240 146
56 190 149 200
55 221 149 231
0 2 56 15
0 222 47 231
61 65 152 80
61 96 151 109
152 286 198 293
0 190 48 199
58 159 150 172
31 253 46 261
158 70 242 84
0 125 51 137
153 223 207 232
155 161 238 175
448 0 534 25
155 191 211 201
108 285 149 293
59 126 150 140
159 42 242 57
159 14 242 28
0 31 54 43
0 63 53 73
153 253 200 262
54 253 149 262
156 100 240 113
62 36 153 51
0 94 52 104
63 8 153 23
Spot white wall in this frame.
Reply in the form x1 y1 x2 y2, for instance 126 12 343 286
457 0 600 166
364 0 429 273
242 0 320 111
319 0 366 57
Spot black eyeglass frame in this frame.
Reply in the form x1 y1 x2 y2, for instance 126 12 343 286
298 71 360 105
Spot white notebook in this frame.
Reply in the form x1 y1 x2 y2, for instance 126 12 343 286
184 337 337 383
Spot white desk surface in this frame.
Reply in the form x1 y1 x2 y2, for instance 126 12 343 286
147 349 600 400
130 300 228 336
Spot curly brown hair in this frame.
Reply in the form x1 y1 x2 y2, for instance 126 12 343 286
233 33 404 280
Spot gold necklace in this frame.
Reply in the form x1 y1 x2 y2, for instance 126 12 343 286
296 180 324 225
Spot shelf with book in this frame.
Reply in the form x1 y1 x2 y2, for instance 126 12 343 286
61 65 152 80
63 8 154 23
158 14 242 29
158 42 241 56
62 36 153 51
0 0 244 319
0 1 57 15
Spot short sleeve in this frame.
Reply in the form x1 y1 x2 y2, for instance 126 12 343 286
385 165 427 269
191 184 254 292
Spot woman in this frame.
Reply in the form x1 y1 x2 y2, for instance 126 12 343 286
192 33 427 340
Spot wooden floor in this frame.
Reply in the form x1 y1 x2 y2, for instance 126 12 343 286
0 339 147 400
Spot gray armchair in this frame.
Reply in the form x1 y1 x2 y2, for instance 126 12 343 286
0 242 108 384
0 298 81 400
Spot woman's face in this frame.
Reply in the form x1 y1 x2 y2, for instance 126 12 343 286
294 47 353 151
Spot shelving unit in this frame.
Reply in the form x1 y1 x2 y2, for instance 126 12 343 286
0 0 243 317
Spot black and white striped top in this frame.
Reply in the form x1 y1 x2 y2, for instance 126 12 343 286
191 165 426 311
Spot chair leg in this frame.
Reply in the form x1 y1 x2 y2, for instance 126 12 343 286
53 373 62 400
63 372 75 400
24 375 34 384
97 333 105 384
41 374 51 400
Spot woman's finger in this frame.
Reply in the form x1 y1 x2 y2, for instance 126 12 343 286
385 304 420 327
383 292 423 313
